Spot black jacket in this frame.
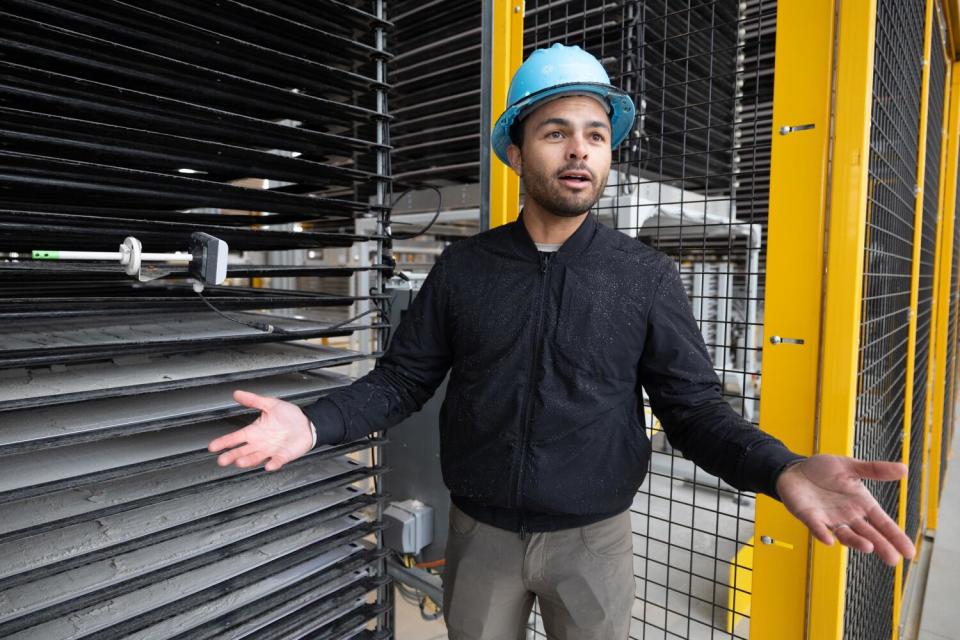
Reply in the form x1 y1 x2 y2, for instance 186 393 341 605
304 212 803 533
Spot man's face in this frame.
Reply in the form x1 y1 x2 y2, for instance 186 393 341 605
506 95 612 218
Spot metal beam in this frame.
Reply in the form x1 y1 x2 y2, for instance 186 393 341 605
810 0 878 637
750 0 837 637
927 62 960 530
486 0 523 230
894 2 938 629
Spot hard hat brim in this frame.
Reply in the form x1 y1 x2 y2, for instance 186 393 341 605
491 82 636 166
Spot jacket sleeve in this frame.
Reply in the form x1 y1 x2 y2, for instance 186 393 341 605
301 247 454 445
637 257 804 499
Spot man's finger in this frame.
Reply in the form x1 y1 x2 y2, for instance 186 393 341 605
209 427 249 454
851 458 907 482
217 442 258 467
807 517 835 547
867 504 916 559
235 450 270 468
833 523 874 555
233 389 275 412
850 518 899 566
264 453 288 472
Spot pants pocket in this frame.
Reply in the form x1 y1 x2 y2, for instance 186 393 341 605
448 503 480 538
580 510 633 559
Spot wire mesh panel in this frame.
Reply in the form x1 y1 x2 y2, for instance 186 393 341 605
523 1 774 637
0 2 393 638
906 2 948 557
846 0 925 636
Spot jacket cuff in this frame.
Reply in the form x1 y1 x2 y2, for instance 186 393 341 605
301 398 348 449
743 442 806 500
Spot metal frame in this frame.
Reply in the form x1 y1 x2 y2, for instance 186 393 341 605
749 0 838 636
809 0 879 635
755 0 878 637
928 62 960 532
485 0 523 230
895 3 939 624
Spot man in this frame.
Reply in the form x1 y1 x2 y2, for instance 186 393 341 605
209 44 915 639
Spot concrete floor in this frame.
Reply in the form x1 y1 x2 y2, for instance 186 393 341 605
917 425 960 640
393 586 447 640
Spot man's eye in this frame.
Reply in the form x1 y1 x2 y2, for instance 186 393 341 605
548 131 563 139
592 133 606 142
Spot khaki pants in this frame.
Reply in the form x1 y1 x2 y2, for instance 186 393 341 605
442 504 635 640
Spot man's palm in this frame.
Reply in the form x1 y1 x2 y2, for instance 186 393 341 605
208 390 313 472
776 454 915 566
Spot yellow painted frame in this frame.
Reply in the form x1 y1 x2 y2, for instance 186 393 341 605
488 0 523 229
895 1 938 624
809 0 878 637
944 1 960 57
921 8 953 545
928 61 960 530
749 0 837 638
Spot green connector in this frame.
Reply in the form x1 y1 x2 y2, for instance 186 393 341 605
32 250 60 260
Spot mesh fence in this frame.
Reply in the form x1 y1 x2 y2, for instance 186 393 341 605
522 1 773 637
906 4 948 555
846 0 925 636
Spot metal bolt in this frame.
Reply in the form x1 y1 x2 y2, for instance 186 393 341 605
760 535 774 545
780 123 816 135
770 336 782 345
514 4 521 12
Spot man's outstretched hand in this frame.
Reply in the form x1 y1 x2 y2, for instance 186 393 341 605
776 454 916 566
208 390 314 472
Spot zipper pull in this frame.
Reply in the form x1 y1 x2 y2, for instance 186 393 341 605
540 252 551 274
520 521 527 541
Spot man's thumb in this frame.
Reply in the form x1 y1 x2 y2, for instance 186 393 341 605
233 389 273 412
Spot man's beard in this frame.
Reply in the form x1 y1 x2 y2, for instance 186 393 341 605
521 159 608 218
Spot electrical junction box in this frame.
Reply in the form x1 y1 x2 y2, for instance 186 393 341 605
383 499 434 555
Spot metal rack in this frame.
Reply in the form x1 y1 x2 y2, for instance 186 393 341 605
0 2 393 638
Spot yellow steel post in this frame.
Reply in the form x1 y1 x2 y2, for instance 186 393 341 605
894 1 937 624
809 0 878 637
919 31 952 539
488 0 523 229
749 0 837 637
927 62 960 530
945 1 960 56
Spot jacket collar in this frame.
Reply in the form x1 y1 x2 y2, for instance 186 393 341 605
508 208 597 264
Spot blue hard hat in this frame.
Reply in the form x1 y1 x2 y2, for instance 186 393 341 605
491 43 636 166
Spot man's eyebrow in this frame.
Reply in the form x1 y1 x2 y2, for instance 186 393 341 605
533 117 610 131
534 117 572 130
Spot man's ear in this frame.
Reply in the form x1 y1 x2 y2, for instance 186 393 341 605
506 144 523 177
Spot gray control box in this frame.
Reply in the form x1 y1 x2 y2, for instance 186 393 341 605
383 499 435 555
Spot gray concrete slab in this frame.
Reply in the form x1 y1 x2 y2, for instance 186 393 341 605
919 423 960 640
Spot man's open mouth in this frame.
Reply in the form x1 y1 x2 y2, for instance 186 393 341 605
558 171 592 186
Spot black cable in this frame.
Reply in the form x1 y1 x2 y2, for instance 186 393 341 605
194 287 288 334
194 287 384 335
388 182 443 240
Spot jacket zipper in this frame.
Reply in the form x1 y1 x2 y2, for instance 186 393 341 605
515 251 553 540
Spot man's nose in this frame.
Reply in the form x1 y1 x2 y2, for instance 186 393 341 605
567 135 589 159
